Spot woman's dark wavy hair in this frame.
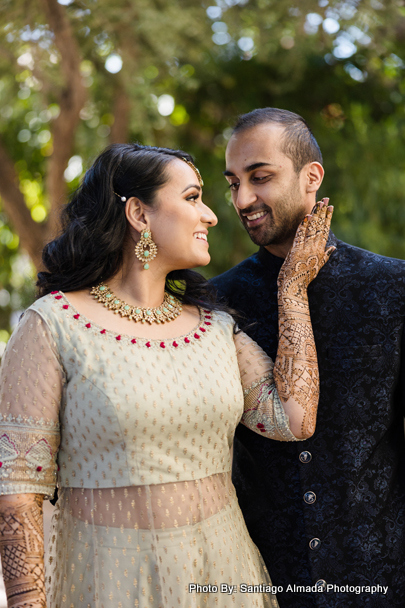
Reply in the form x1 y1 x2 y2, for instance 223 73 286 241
37 143 226 314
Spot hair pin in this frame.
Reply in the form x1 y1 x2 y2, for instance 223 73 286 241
114 191 127 202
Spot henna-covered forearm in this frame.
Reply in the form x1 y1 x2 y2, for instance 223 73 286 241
273 201 334 438
273 289 319 438
0 494 46 608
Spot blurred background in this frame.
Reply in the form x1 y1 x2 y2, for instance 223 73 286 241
1 0 405 603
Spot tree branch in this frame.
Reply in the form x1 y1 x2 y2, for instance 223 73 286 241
110 84 131 144
0 139 46 269
42 0 86 238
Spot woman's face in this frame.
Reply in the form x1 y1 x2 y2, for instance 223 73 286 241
146 158 218 271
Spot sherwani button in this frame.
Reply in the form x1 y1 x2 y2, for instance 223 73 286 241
299 451 312 463
316 580 326 591
304 491 316 504
309 538 321 550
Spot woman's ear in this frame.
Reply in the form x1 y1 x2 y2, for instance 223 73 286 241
125 197 149 232
306 162 324 193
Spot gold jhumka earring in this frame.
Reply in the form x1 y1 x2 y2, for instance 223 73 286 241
134 229 158 270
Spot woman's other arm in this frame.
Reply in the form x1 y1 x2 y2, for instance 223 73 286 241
0 308 63 607
0 494 46 608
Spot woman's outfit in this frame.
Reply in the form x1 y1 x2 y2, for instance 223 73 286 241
0 292 299 608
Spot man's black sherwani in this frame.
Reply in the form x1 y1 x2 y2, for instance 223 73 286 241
211 234 405 608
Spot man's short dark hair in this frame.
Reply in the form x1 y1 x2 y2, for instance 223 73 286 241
232 108 323 173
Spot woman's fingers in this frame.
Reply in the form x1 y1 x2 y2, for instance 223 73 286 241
320 205 334 242
305 201 327 240
293 214 311 248
306 201 334 247
323 245 336 264
291 199 334 258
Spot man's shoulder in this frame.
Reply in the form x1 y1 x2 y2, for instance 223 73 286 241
336 239 405 274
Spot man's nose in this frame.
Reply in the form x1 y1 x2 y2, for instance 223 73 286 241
235 184 257 210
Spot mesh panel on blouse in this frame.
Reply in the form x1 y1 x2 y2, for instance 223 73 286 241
0 294 286 608
234 331 298 441
0 310 62 497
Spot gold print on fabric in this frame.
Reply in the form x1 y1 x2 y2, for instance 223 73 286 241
0 494 46 608
274 203 334 437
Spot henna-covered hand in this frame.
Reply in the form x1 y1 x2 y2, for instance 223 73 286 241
273 200 335 438
277 198 335 298
0 494 46 608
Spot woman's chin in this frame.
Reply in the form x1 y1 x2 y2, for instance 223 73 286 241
199 254 211 267
177 254 211 271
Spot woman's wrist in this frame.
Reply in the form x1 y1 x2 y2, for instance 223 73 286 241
0 495 46 608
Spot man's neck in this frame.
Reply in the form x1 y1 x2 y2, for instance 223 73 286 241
264 238 294 260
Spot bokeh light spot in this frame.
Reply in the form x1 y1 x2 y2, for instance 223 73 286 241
31 205 47 223
157 95 175 116
105 54 123 74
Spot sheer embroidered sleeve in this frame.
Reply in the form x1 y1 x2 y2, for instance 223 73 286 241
0 309 63 498
235 330 299 442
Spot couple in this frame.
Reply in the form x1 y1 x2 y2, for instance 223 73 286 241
0 108 404 608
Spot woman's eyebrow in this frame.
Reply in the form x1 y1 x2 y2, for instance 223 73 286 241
181 184 201 193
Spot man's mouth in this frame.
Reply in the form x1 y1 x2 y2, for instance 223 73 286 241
243 210 269 228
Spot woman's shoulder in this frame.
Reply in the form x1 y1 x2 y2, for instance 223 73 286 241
27 292 62 320
210 308 236 332
24 292 73 339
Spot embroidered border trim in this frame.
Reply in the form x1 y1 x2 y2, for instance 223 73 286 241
0 482 56 499
0 413 60 431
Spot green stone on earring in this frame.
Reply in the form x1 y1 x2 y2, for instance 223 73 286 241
144 263 149 270
99 286 106 291
143 251 150 257
143 231 149 238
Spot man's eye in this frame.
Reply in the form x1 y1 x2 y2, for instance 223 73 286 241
253 175 270 182
229 183 239 191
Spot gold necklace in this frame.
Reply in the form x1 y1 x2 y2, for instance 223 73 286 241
90 284 182 324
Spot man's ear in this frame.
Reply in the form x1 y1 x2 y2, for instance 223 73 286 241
125 196 149 232
305 162 324 193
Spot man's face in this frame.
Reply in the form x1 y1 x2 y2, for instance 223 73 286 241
225 124 310 248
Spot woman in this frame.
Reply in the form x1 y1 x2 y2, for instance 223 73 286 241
0 144 334 608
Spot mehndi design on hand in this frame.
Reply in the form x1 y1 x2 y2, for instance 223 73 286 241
0 494 46 608
273 200 335 437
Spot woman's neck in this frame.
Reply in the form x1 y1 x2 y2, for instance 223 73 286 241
106 258 167 308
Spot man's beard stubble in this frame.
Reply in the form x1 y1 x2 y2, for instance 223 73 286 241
243 183 307 248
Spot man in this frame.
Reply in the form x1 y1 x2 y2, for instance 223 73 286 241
212 108 405 607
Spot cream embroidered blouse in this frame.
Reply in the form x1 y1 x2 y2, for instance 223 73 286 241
0 292 297 500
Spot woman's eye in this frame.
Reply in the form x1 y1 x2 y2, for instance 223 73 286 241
186 194 199 202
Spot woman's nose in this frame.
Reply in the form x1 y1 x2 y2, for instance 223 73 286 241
201 203 218 226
